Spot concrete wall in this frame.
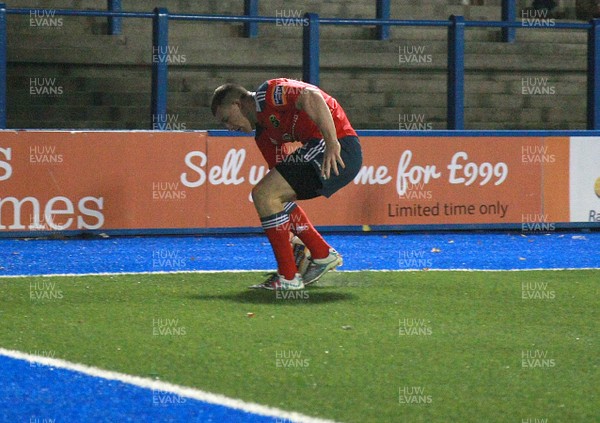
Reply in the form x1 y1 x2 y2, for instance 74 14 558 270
5 0 589 130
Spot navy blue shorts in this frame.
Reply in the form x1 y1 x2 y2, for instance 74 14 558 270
276 136 362 200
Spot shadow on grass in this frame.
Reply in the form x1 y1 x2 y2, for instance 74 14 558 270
188 288 356 305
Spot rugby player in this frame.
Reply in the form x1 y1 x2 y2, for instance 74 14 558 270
211 78 362 290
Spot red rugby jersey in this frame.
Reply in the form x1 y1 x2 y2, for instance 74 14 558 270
253 78 357 168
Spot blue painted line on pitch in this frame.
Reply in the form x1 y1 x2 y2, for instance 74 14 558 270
0 232 598 276
0 355 276 423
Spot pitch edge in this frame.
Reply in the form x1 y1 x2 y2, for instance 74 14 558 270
0 268 598 278
0 347 339 423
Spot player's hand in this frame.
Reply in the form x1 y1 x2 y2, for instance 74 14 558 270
322 139 345 180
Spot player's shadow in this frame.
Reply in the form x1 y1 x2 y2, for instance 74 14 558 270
190 288 355 305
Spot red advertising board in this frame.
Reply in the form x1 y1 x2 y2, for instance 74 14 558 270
0 131 573 234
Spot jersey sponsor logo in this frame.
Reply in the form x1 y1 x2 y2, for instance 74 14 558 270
272 85 287 106
269 114 280 128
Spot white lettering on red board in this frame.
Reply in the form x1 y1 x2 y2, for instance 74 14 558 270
180 148 509 199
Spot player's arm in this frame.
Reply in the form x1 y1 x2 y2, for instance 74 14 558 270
295 88 345 179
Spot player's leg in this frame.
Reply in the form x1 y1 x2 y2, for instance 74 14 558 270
250 169 304 290
284 201 332 260
252 168 296 217
302 136 362 284
273 142 333 263
278 136 363 285
284 201 342 285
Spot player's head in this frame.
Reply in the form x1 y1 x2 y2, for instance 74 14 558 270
211 83 255 133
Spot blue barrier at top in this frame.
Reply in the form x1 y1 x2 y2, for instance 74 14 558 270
0 3 597 130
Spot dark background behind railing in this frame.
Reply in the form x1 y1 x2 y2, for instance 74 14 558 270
1 1 597 130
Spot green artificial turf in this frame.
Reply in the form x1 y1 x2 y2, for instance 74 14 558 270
1 270 598 422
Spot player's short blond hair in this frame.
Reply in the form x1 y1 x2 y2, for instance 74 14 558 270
210 83 251 116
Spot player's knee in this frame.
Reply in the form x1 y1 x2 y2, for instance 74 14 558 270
252 181 284 214
251 182 267 206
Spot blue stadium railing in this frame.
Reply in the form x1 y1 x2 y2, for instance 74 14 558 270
0 3 598 130
62 0 521 41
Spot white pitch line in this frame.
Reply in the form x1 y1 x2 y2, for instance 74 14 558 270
0 269 271 279
0 267 598 279
0 347 339 423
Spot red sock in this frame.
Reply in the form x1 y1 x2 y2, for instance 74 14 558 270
260 211 298 280
285 203 331 260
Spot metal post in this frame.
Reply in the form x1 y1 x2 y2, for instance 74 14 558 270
151 7 168 129
302 13 320 86
243 0 258 38
376 0 390 41
501 0 516 43
588 19 600 129
107 0 121 35
0 3 6 129
447 15 465 130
